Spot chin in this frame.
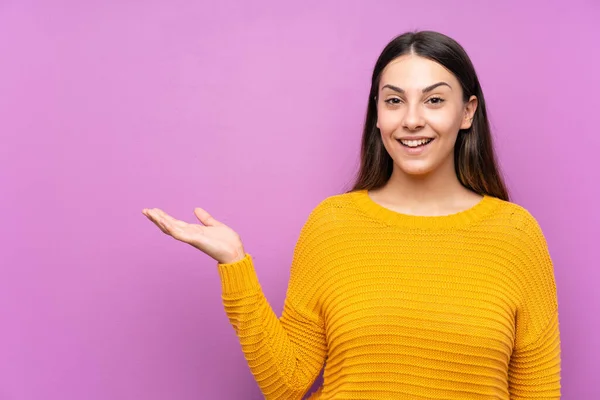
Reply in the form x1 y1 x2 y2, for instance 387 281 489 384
393 161 437 177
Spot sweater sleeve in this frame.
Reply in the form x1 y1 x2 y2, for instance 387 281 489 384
508 211 561 399
216 202 331 399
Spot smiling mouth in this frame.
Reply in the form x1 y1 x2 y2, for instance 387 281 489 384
397 138 435 148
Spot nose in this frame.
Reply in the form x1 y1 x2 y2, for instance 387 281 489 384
402 104 425 131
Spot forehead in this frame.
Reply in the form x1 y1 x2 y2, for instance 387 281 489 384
379 54 458 90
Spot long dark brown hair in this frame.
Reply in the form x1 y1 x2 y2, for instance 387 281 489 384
349 30 509 201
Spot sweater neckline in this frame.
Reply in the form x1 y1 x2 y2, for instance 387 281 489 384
351 189 498 229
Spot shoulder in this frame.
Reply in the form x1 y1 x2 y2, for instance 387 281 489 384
305 191 358 221
485 197 553 271
297 191 359 237
485 196 546 237
291 193 354 261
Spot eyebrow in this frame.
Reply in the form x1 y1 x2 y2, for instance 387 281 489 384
381 81 452 94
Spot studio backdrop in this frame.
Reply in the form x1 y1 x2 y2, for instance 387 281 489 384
1 1 598 399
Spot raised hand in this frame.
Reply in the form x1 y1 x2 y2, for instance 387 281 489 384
142 207 246 264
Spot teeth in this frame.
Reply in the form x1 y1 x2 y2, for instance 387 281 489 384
399 138 432 147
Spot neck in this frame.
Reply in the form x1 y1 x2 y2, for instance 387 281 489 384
372 158 479 216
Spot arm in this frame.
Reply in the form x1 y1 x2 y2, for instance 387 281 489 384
508 212 561 399
217 203 331 399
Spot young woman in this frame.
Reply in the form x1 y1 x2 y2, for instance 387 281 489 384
143 30 561 399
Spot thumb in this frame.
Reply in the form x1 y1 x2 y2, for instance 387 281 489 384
194 207 223 227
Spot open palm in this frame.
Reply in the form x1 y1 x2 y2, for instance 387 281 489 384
142 207 245 264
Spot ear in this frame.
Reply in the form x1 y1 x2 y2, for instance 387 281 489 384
460 95 478 130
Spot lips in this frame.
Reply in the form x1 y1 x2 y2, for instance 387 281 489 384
397 138 434 148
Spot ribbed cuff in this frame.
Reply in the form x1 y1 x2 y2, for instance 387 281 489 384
217 253 261 294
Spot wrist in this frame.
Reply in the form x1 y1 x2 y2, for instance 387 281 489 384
220 247 246 264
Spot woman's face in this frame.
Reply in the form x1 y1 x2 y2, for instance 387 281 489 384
376 54 478 177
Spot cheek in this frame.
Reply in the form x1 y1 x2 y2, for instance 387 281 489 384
377 110 402 132
426 111 463 137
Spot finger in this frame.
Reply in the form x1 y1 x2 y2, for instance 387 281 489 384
145 213 169 234
145 209 173 235
153 208 187 229
142 209 154 220
194 207 223 227
143 208 159 219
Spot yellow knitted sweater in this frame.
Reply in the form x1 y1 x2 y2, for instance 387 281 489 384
217 190 561 399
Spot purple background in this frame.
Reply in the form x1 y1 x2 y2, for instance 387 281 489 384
1 1 598 399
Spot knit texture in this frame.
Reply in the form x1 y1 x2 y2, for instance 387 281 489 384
217 190 561 399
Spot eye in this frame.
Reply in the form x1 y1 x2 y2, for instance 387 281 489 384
427 96 445 105
384 98 402 105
